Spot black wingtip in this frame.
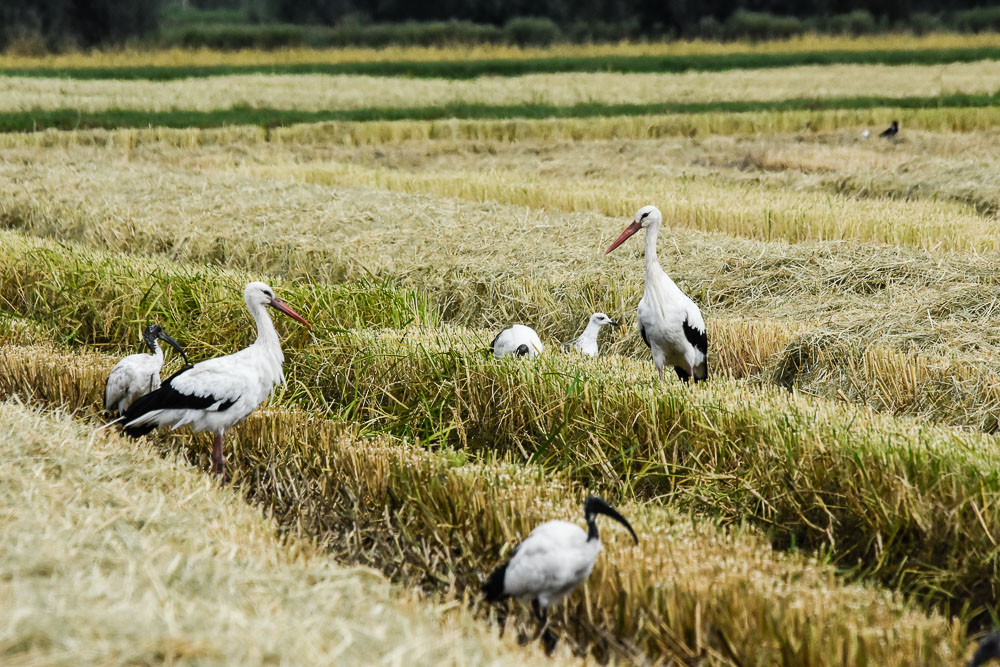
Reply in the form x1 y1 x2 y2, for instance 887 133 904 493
482 561 508 602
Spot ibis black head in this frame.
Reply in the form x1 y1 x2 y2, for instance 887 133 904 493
583 495 638 544
515 344 530 357
969 631 1000 667
142 324 189 364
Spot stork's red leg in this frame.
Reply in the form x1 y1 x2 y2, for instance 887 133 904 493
210 432 226 477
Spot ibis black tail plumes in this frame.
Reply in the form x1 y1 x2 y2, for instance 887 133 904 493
481 561 508 602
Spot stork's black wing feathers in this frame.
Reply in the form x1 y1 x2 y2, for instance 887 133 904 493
682 317 708 355
489 331 502 355
638 320 651 349
122 365 236 439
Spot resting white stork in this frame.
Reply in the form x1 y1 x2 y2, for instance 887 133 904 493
105 323 189 415
481 495 638 653
605 205 708 383
122 282 309 477
562 312 618 357
491 324 544 359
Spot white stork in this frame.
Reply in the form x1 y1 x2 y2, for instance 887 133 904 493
491 324 544 359
122 282 309 477
481 495 638 653
105 323 189 415
605 205 708 383
562 312 618 357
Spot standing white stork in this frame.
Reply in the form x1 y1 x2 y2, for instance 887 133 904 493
491 324 544 359
481 495 638 653
122 282 309 477
562 312 618 357
105 323 189 416
605 205 708 383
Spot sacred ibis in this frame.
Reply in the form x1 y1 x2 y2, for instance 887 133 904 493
879 120 899 138
491 324 544 359
105 323 189 415
562 312 618 357
122 282 309 477
605 205 708 383
481 496 638 653
970 632 1000 667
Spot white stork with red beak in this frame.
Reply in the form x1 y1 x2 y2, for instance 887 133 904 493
122 282 310 477
605 205 708 383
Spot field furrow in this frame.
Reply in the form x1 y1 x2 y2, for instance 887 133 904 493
0 345 968 665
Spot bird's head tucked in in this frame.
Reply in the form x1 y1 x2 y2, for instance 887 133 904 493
244 281 310 327
142 323 189 363
605 205 662 254
590 312 619 327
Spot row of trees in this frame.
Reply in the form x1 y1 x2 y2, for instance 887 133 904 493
3 0 1000 52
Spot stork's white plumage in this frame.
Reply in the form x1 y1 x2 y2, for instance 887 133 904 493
482 496 638 653
606 205 708 383
491 324 544 359
562 312 618 357
123 282 310 476
105 323 189 415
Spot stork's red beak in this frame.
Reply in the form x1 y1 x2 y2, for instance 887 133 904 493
605 220 642 254
269 297 310 327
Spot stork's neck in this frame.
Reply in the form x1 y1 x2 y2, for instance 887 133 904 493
644 219 662 277
250 302 283 361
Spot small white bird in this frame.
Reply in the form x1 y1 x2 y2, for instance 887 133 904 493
123 282 310 477
606 205 708 383
105 323 189 415
482 496 638 653
860 129 870 140
562 312 618 357
491 324 544 359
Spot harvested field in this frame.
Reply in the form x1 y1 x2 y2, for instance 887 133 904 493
3 39 1000 664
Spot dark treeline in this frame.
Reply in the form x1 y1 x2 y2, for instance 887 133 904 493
3 0 1000 52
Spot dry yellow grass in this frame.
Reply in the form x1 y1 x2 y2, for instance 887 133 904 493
1 32 998 69
0 398 564 666
4 60 1000 112
0 349 973 666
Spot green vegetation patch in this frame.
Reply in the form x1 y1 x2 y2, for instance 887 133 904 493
5 47 1000 80
6 90 1000 132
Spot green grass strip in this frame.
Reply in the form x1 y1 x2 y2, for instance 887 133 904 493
7 90 1000 132
5 47 1000 80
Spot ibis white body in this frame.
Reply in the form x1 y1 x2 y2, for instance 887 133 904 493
607 205 707 382
501 520 601 608
492 324 544 359
563 312 617 357
105 345 165 415
105 324 187 415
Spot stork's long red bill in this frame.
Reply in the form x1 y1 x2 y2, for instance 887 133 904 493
605 220 642 254
269 297 310 327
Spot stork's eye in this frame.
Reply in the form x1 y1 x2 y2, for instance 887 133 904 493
640 211 650 221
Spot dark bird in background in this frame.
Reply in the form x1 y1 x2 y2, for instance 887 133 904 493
879 120 899 138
